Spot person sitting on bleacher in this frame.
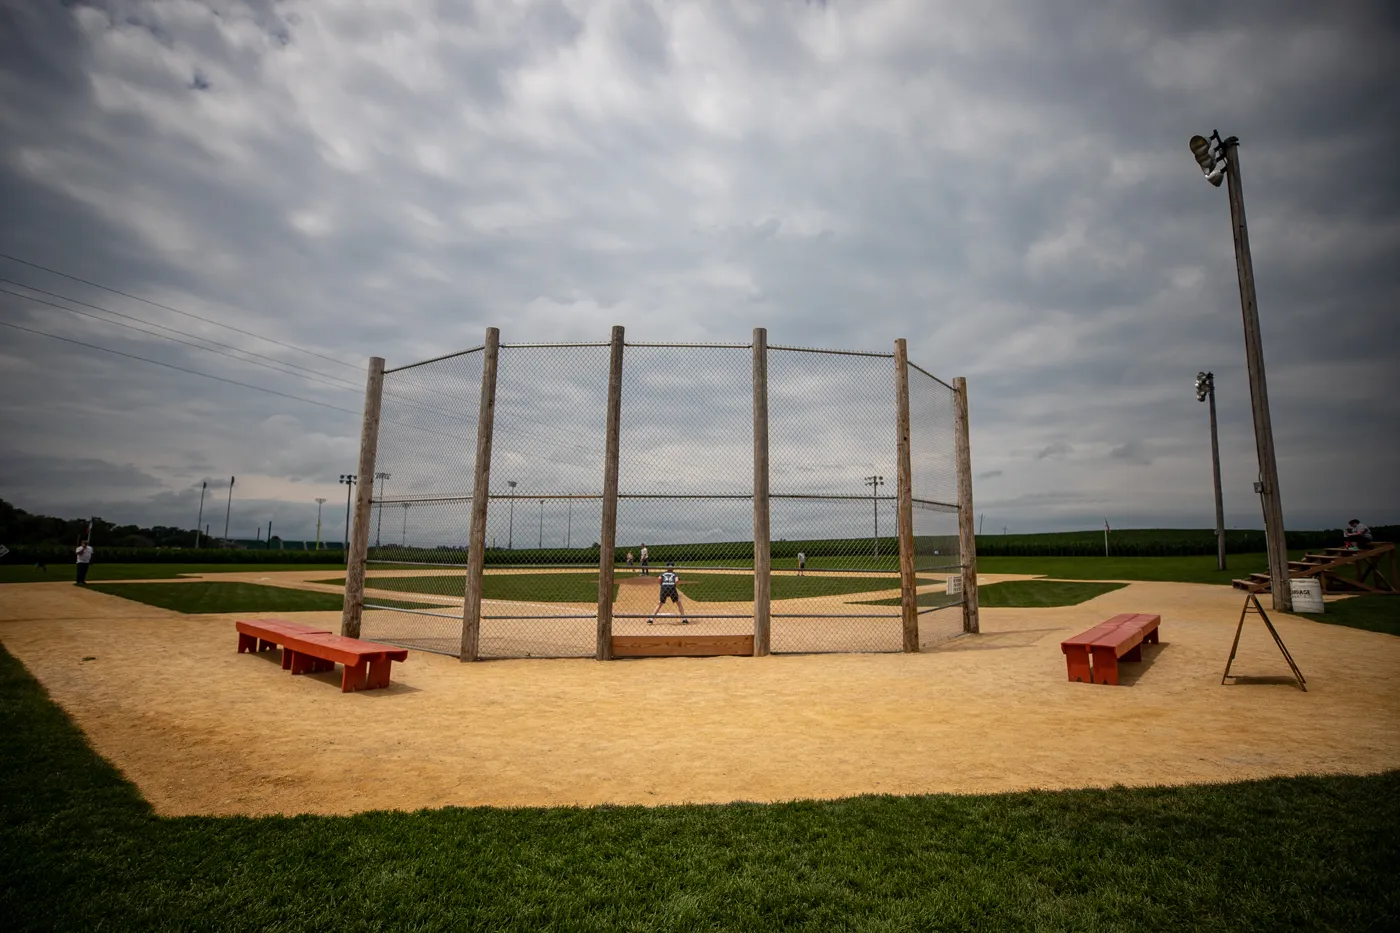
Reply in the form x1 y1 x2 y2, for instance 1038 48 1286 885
1344 519 1373 550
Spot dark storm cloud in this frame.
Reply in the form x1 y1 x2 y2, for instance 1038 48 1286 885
1 0 1397 540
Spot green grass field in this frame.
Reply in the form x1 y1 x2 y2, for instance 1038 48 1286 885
87 582 437 614
323 571 935 604
0 563 351 584
1 642 1396 931
863 580 1126 609
977 553 1304 586
1299 596 1400 638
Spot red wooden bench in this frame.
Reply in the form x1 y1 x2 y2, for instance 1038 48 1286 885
236 619 331 667
1060 613 1161 685
235 620 408 692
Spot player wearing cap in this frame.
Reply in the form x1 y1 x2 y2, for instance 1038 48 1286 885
647 562 688 625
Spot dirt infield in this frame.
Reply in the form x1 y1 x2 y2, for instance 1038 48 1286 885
2 574 1398 817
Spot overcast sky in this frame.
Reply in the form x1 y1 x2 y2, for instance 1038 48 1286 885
1 0 1397 547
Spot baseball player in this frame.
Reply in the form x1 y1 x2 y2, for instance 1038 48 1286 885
647 561 688 625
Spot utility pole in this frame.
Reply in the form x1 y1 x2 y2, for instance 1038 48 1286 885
864 475 884 560
506 480 517 549
373 471 391 551
538 499 544 549
223 476 235 543
315 498 327 550
195 481 207 548
339 474 356 563
1190 131 1289 609
566 499 572 549
1196 372 1227 570
401 501 410 546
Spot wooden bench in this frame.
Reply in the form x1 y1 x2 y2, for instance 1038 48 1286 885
1060 613 1161 685
236 620 408 692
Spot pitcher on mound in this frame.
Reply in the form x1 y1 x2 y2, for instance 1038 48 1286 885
647 562 688 625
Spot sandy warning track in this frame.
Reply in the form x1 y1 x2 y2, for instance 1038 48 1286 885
1 579 1397 816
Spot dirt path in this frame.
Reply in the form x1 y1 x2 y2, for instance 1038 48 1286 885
2 579 1396 817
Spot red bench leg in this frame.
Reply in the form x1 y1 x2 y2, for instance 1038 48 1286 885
281 647 294 670
289 650 320 675
1064 646 1092 683
1143 627 1159 645
367 658 394 690
1123 643 1143 662
238 632 258 654
342 661 370 692
1090 647 1120 685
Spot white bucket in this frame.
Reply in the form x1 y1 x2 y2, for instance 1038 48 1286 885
945 575 963 596
1290 577 1324 614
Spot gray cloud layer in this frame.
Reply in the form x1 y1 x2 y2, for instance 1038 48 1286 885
2 0 1397 543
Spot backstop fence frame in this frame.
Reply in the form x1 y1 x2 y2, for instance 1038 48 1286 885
343 325 979 659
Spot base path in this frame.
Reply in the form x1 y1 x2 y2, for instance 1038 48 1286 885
1 579 1397 817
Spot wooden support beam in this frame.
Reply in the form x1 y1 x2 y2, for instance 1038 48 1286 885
953 376 980 635
460 329 500 661
597 325 625 661
341 356 385 639
894 339 918 652
612 634 755 658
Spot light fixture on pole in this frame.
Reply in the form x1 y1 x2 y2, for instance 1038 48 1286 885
315 498 327 551
1188 129 1290 610
1195 372 1227 572
373 471 391 551
864 475 885 559
195 481 207 549
339 474 356 562
506 480 517 549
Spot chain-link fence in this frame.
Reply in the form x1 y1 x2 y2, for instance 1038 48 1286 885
349 329 973 659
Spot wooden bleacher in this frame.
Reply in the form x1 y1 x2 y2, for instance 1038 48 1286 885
1232 541 1397 596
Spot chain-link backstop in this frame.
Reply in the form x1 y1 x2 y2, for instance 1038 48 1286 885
339 327 978 660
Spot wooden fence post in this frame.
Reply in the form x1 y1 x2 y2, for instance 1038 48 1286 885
894 339 918 652
460 328 500 661
953 376 980 634
752 327 772 657
342 356 385 639
597 325 625 661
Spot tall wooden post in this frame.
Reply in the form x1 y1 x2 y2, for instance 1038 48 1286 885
752 327 772 657
894 339 918 652
1221 137 1291 612
460 328 500 661
597 325 625 661
953 376 980 634
341 356 385 638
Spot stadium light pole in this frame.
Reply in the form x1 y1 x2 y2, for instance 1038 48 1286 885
339 474 356 563
566 499 572 550
1195 372 1227 571
373 471 391 551
195 481 207 549
401 501 410 547
1189 130 1290 610
506 480 517 549
538 499 544 549
223 475 235 543
864 475 884 559
315 498 327 551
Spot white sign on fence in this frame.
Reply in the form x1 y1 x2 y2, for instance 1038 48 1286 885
945 575 962 596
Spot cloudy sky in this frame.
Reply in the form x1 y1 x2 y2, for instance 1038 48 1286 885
1 0 1397 547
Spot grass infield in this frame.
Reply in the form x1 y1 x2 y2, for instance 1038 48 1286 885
1 642 1397 930
0 563 351 584
862 580 1126 609
87 582 438 614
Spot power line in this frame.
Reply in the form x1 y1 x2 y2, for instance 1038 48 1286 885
0 278 368 391
0 285 370 396
0 319 363 417
0 251 363 371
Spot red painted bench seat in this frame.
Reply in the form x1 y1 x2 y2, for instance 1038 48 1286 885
1061 613 1162 685
236 619 408 692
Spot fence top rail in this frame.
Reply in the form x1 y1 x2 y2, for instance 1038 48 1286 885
769 343 895 359
384 345 484 374
912 498 959 510
500 342 611 349
907 360 955 390
624 341 752 349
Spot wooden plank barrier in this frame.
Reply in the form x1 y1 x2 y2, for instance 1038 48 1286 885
611 634 755 658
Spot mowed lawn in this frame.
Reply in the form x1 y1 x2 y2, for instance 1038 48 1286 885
87 582 437 614
1299 596 1400 638
0 563 351 584
1 644 1397 931
323 572 938 604
862 580 1126 609
977 553 1304 586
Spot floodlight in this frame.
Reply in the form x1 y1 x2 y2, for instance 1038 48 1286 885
1189 135 1216 172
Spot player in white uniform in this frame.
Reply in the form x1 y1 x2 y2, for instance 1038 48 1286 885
639 544 650 576
647 562 688 625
